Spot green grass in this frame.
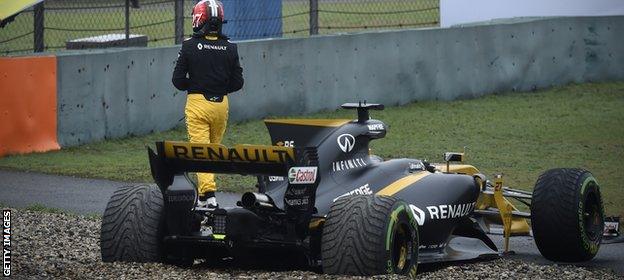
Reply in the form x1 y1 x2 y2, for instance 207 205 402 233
1 1 439 54
282 0 438 37
1 82 623 216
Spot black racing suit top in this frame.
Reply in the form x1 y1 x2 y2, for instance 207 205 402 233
172 35 244 98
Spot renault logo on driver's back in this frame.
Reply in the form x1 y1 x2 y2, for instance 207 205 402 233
337 134 355 153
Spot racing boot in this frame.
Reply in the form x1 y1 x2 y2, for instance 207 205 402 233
197 192 218 209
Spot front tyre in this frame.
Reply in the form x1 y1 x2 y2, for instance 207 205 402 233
321 195 419 276
531 168 604 262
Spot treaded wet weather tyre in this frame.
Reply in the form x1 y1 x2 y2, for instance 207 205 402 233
531 168 604 262
321 195 418 277
101 184 165 262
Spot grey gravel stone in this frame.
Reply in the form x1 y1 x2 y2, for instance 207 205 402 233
3 209 621 279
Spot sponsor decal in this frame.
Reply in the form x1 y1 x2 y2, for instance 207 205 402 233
197 44 227 51
276 140 295 147
409 162 424 171
164 142 294 164
268 176 284 182
419 242 448 250
367 123 384 131
167 194 195 203
336 134 355 153
204 44 227 51
3 209 11 277
288 167 318 184
333 184 373 202
408 202 476 226
285 197 310 206
208 96 222 102
288 187 307 196
332 157 367 172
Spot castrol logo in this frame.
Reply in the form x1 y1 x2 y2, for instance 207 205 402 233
288 167 318 184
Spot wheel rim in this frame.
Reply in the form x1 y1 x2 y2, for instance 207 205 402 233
583 192 603 241
391 223 412 273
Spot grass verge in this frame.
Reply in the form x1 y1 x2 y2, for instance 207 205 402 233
0 82 623 216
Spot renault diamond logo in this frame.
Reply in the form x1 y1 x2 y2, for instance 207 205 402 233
337 134 355 153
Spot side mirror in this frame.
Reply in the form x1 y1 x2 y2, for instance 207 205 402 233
443 152 464 163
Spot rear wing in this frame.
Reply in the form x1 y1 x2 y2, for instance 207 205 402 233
148 141 313 191
149 140 321 238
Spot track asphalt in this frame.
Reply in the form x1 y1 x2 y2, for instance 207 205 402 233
0 169 622 275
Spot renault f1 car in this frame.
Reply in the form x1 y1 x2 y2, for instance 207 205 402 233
100 103 605 276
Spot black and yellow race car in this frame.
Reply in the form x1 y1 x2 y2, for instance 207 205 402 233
100 103 605 277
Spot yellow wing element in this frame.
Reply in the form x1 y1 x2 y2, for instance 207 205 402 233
441 163 531 244
435 164 480 175
163 141 295 164
493 175 513 253
475 191 531 236
264 119 351 127
474 175 532 252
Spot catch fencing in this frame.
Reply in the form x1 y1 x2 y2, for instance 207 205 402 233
0 0 439 55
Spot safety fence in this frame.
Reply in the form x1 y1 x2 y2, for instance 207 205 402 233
0 0 439 55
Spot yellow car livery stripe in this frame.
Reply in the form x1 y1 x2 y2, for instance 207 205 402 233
264 119 351 127
377 171 431 196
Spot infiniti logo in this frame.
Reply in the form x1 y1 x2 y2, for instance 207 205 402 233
337 134 355 153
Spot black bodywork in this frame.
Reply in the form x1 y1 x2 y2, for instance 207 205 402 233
148 103 498 266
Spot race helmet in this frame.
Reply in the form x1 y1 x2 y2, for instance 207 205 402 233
192 0 225 37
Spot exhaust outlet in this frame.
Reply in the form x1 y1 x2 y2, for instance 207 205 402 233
241 192 279 210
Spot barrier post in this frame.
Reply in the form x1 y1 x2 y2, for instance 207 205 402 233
309 0 318 35
125 0 130 46
33 2 44 52
174 0 184 44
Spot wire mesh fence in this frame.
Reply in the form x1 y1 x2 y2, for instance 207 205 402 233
282 0 439 37
0 0 439 56
0 0 194 55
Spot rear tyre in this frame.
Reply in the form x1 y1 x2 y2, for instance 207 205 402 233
321 195 418 276
101 185 165 262
531 168 604 262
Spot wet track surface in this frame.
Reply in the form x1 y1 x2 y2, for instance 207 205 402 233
1 169 622 276
0 169 241 215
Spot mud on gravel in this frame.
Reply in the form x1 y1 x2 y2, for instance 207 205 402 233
3 209 621 279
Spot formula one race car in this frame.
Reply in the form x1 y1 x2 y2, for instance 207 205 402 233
100 103 605 276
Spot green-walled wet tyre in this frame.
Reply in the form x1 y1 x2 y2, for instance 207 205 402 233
321 195 419 277
100 185 166 262
531 168 604 262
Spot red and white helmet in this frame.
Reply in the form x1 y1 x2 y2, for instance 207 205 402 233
192 0 225 33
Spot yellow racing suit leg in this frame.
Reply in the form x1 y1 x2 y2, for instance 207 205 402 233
184 94 229 195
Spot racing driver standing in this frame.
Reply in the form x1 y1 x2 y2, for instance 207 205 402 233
172 0 244 208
